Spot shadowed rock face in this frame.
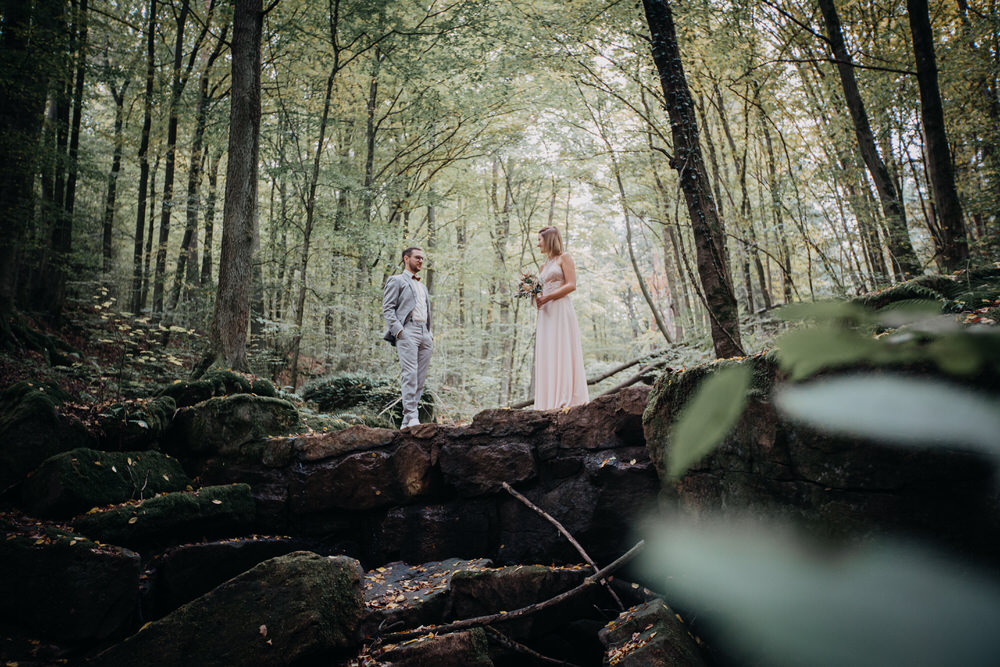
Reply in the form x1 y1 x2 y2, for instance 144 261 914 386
642 355 1000 566
171 386 658 567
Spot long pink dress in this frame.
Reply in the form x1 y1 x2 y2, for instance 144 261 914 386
534 258 589 410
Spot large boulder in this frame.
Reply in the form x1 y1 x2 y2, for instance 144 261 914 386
447 564 601 640
0 381 93 492
375 628 493 666
643 355 1000 563
362 558 493 636
157 369 277 408
72 483 255 549
600 600 706 667
165 394 303 457
21 448 191 518
93 551 365 667
0 515 140 642
144 536 309 619
95 395 177 451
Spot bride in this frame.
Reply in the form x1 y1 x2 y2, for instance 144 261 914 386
533 226 588 410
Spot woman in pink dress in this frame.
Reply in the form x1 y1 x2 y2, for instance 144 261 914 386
533 226 589 410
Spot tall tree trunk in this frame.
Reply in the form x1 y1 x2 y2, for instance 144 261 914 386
289 58 338 391
169 17 226 315
208 0 262 372
641 0 743 358
0 0 61 330
152 0 191 319
130 0 156 313
102 80 128 272
817 0 922 278
906 0 969 271
760 118 795 302
201 146 222 285
140 155 160 311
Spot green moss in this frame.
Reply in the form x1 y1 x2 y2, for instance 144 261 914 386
21 447 191 518
72 484 256 549
157 369 271 408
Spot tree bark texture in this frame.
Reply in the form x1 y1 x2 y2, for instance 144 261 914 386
152 0 191 318
641 0 743 358
130 0 157 312
102 80 127 272
210 0 262 371
906 0 969 271
817 0 922 278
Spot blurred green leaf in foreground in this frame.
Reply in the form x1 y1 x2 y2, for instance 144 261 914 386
642 516 1000 667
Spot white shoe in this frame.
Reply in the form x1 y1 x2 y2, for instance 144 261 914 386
403 419 420 428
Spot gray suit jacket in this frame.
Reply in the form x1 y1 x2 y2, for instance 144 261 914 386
382 273 432 345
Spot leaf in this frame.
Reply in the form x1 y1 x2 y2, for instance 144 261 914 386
127 517 138 524
774 374 1000 456
773 328 878 380
667 365 752 479
211 499 223 505
642 517 1000 667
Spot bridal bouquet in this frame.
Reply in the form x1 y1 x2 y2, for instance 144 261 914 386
515 271 543 299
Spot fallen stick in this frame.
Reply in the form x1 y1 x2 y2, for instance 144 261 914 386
483 626 583 667
502 481 624 610
381 540 645 642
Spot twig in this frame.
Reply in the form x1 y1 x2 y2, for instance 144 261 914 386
483 626 583 667
510 354 669 409
502 482 624 610
382 541 645 642
594 361 669 398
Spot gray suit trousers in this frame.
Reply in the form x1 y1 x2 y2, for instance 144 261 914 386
396 319 432 424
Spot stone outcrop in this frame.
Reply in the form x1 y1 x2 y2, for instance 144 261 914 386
643 354 1000 565
144 536 310 619
164 393 303 457
178 386 656 566
93 551 364 667
0 381 94 492
71 483 255 550
21 447 191 518
0 517 140 642
376 628 493 666
600 600 705 666
95 395 177 452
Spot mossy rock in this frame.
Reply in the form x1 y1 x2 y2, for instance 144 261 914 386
0 520 140 642
21 448 191 518
301 373 435 427
157 370 276 408
71 484 255 549
165 394 303 458
96 395 177 451
599 600 706 667
0 381 93 492
92 551 364 667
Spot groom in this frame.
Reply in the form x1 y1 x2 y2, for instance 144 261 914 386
382 247 432 428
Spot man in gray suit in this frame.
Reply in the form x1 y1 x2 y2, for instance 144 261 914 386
382 247 432 428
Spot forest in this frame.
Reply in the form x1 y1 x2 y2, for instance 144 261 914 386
2 1 1000 665
2 0 996 417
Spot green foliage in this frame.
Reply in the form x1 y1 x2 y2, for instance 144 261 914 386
775 375 1000 455
773 298 1000 381
667 365 753 479
643 518 1000 667
301 372 434 427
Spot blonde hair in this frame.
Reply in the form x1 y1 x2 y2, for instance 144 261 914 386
538 226 563 256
